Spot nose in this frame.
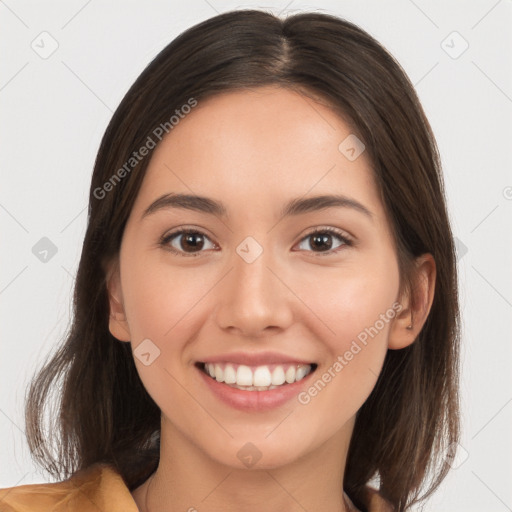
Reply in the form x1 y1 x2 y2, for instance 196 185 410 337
214 242 294 337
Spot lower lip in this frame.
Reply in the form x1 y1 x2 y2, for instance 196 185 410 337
196 364 316 412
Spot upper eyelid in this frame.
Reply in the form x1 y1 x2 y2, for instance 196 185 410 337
163 226 352 241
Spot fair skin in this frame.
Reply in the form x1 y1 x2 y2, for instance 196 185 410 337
106 85 435 512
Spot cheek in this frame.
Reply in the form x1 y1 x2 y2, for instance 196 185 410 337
293 254 400 365
119 258 211 406
292 266 399 431
121 252 210 343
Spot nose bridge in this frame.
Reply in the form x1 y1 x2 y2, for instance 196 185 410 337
214 235 292 334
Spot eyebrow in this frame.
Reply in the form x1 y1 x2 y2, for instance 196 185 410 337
141 193 373 221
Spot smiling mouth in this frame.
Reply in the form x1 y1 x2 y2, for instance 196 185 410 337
196 361 318 391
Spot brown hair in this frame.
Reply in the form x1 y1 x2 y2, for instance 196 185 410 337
24 9 460 511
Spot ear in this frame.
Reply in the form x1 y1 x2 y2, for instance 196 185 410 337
105 258 131 342
388 253 436 350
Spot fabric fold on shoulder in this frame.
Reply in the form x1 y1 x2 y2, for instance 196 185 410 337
0 463 139 512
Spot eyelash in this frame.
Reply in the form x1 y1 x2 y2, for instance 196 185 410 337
159 227 353 258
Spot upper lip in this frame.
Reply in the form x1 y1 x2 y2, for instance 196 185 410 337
198 351 316 367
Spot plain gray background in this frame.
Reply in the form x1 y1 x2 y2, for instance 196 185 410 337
1 1 511 511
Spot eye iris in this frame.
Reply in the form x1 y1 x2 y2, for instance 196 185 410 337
182 232 204 252
311 233 332 251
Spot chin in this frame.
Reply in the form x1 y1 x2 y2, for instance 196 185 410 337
204 434 309 471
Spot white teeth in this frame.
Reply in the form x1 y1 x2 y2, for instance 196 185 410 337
285 366 296 384
223 364 236 384
253 366 272 387
236 365 253 386
295 365 308 381
214 365 224 382
271 366 286 386
203 362 313 389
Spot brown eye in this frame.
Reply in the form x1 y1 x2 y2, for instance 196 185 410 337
296 228 352 255
161 229 216 256
179 232 205 252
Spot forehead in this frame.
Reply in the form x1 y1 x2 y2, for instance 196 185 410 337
130 86 385 223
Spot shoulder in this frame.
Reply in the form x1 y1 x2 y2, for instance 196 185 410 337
361 486 395 512
0 463 138 512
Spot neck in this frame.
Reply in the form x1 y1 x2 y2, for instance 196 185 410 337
134 415 355 512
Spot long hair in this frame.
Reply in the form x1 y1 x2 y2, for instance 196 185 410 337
24 10 460 511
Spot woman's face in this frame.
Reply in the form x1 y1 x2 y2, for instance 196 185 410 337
108 85 406 470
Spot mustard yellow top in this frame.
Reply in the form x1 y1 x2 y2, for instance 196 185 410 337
0 462 394 512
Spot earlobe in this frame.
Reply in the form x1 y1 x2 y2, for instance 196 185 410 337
388 254 436 350
105 260 131 343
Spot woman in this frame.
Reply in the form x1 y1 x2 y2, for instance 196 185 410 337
0 8 460 512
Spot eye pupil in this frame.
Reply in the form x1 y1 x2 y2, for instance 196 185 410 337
311 233 332 251
182 233 204 251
